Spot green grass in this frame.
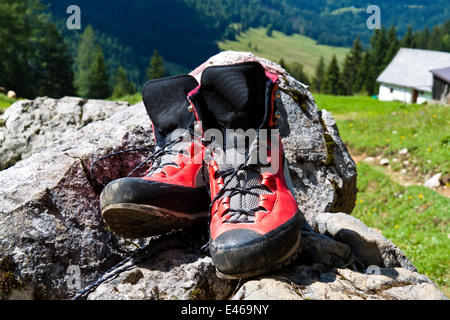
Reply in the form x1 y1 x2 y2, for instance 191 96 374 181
354 162 449 296
218 27 349 79
315 94 449 297
315 94 450 176
331 6 365 15
0 92 143 113
109 92 142 105
0 94 18 112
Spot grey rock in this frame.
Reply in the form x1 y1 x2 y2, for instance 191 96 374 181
86 232 234 300
315 212 416 271
0 96 130 170
297 230 354 270
424 172 442 189
0 51 446 300
383 282 448 300
232 266 446 300
398 148 409 155
232 278 300 300
0 103 152 299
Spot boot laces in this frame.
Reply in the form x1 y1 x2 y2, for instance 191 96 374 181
89 130 194 188
208 134 274 224
144 130 193 177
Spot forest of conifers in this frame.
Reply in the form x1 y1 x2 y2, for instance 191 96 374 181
0 0 449 99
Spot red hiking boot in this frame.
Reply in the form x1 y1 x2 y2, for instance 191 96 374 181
188 62 301 279
100 75 210 238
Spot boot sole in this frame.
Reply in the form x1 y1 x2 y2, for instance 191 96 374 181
215 232 301 280
102 203 208 238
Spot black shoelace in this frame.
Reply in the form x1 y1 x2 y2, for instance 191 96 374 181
200 148 272 253
89 133 191 189
143 135 190 176
207 129 275 219
209 162 270 222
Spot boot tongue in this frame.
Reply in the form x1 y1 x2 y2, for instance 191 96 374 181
142 75 198 146
200 62 267 131
198 62 272 223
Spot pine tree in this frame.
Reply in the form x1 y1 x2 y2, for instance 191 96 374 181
354 51 372 94
365 26 388 95
146 50 166 80
223 25 237 41
383 24 400 66
322 55 343 95
442 20 450 52
112 66 136 99
0 0 49 98
74 25 98 98
416 26 430 49
312 56 326 93
400 25 416 48
341 37 364 95
286 62 309 85
428 25 444 51
371 26 388 69
36 23 75 98
443 31 450 52
266 24 273 37
87 47 110 99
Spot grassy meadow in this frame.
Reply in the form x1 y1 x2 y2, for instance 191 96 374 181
315 94 449 297
0 93 18 113
218 27 349 78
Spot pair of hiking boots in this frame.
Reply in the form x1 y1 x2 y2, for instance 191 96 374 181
99 62 301 279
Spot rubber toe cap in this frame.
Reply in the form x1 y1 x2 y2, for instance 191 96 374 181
99 177 210 214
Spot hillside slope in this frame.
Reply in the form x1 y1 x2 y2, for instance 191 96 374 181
218 27 349 80
44 0 450 85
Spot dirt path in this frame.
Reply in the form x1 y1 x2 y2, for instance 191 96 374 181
350 151 450 198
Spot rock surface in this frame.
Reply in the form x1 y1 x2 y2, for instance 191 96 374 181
0 96 130 170
0 102 152 299
0 51 446 300
424 173 442 189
